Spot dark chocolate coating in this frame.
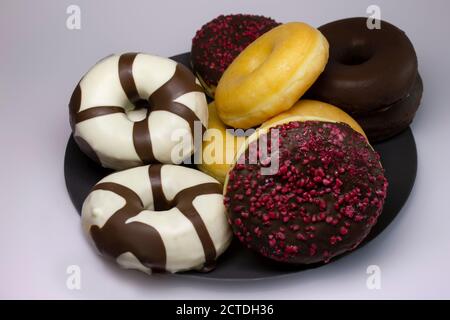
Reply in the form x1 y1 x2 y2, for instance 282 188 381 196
356 74 423 142
224 121 388 265
191 14 279 91
306 17 418 114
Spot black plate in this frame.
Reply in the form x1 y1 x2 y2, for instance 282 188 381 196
64 52 417 280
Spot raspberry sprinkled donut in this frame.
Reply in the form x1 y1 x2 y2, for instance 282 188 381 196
69 53 208 170
191 14 279 97
82 164 232 274
224 121 388 264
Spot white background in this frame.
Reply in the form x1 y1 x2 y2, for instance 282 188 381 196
1 0 449 299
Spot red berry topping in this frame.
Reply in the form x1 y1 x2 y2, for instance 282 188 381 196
223 121 388 264
191 14 279 88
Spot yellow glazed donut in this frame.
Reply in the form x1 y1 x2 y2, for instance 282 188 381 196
201 100 365 183
198 102 246 183
215 22 329 128
262 99 367 139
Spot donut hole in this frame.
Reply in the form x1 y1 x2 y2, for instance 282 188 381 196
243 42 275 76
338 45 373 66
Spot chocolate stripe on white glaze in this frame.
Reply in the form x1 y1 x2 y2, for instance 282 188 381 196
148 165 170 211
130 62 205 163
132 110 156 163
89 182 167 272
147 164 220 270
173 183 221 271
142 64 206 156
118 52 148 108
148 63 204 102
69 84 103 163
73 106 125 124
69 83 82 129
151 101 206 136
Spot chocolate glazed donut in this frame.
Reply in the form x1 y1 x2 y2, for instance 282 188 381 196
306 18 422 142
355 74 423 142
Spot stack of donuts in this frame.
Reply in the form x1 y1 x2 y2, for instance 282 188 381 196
305 18 422 142
71 53 232 273
71 14 421 274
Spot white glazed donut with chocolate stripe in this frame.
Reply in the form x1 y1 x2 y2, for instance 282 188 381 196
69 53 208 170
81 164 232 274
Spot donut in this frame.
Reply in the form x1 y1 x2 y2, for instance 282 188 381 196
69 53 208 170
262 99 366 139
82 164 232 274
354 75 423 142
215 22 329 129
199 100 365 183
305 18 421 141
224 121 388 264
191 14 279 97
198 102 246 183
